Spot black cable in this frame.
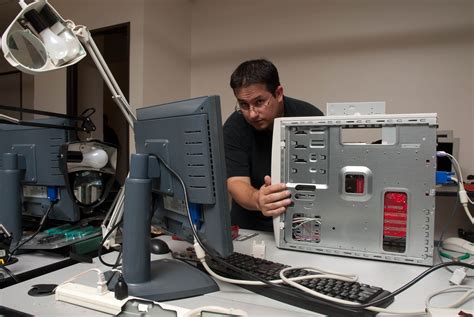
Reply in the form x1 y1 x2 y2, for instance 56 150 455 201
6 201 57 263
98 219 123 268
352 261 474 309
0 265 20 283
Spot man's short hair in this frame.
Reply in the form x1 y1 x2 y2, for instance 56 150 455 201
230 59 281 95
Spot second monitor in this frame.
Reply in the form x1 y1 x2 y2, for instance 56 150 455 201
120 95 233 300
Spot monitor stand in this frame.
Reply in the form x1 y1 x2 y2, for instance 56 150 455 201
110 154 218 301
108 258 217 301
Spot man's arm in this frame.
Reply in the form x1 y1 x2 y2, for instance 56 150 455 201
227 175 292 217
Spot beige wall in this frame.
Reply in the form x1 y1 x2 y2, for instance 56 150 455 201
142 0 191 107
1 0 472 175
46 0 146 113
27 0 192 111
190 0 474 176
471 5 474 178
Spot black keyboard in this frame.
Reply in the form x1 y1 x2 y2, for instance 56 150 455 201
174 250 394 317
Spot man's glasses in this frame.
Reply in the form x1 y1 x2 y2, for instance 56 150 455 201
235 96 272 113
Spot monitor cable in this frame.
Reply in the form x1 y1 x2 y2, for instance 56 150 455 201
279 261 474 315
437 151 473 223
97 219 123 268
0 264 20 283
148 153 292 290
6 199 57 265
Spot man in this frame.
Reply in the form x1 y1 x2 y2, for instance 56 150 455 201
223 59 323 232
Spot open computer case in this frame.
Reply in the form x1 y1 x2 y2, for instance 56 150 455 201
272 113 438 266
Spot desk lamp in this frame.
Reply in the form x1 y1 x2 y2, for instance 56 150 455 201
1 0 131 249
2 0 233 302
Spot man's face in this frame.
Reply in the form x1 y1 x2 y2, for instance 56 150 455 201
234 83 284 131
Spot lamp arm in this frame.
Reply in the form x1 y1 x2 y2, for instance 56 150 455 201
69 26 134 249
0 104 96 132
0 114 19 124
73 26 136 128
101 185 125 249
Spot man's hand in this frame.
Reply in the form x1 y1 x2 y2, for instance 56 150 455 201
254 175 292 217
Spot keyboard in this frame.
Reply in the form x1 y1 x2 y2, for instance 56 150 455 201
173 249 394 317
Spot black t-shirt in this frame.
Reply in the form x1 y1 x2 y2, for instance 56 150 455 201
223 96 324 231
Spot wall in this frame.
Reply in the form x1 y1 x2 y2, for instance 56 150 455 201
45 0 146 113
190 0 474 176
41 0 191 114
0 2 34 115
1 0 473 175
471 6 474 179
142 0 191 107
3 0 192 150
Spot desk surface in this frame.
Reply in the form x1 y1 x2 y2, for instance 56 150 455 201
1 251 76 288
1 230 473 316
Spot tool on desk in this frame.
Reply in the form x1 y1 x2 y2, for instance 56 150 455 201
20 224 102 250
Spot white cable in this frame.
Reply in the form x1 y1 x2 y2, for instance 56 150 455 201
101 185 125 249
199 241 422 315
195 242 356 286
445 153 472 203
198 237 423 315
54 268 107 295
445 154 464 190
292 218 320 229
0 114 19 124
439 152 474 223
425 285 474 309
279 268 426 315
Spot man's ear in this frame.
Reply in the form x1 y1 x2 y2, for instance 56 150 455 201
275 85 284 102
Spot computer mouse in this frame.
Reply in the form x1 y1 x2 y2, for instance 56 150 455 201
150 238 170 254
442 237 474 255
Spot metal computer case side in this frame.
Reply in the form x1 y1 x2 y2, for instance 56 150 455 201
272 113 438 266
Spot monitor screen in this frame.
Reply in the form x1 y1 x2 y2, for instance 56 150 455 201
119 95 233 301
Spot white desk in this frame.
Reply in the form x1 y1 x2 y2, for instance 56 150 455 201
0 251 76 288
1 230 473 317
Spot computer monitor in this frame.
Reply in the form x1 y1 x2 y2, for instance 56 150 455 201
119 95 233 301
0 117 79 246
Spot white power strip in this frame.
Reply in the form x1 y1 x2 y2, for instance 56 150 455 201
55 283 128 315
55 282 192 316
